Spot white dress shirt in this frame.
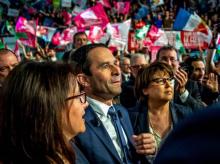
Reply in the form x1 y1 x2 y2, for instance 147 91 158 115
87 97 128 159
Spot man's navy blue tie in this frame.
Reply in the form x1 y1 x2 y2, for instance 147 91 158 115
108 106 130 164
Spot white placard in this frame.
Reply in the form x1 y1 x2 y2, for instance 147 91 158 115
62 0 72 7
7 8 19 17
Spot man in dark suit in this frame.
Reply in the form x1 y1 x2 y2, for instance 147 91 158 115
154 103 220 164
120 56 131 82
63 31 88 62
156 46 205 110
120 53 149 108
184 56 219 105
68 43 152 163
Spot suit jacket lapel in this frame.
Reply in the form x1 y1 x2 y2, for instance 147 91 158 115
85 106 122 162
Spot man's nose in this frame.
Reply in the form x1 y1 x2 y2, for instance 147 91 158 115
111 64 121 74
166 59 173 66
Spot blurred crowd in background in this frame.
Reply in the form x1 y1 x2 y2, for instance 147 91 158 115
0 0 219 62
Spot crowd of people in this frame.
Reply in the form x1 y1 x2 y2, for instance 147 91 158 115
0 0 220 163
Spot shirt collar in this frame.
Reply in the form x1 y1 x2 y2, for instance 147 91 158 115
87 97 112 117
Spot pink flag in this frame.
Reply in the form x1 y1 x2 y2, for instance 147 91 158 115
13 41 21 62
52 32 61 45
73 3 109 30
62 10 72 26
113 1 130 14
36 26 56 42
61 26 78 43
98 0 111 8
15 17 37 47
88 26 105 43
147 25 164 43
52 26 77 46
16 17 36 35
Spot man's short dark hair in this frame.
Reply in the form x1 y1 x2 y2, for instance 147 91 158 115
156 45 178 61
183 56 204 76
68 43 107 75
73 31 87 43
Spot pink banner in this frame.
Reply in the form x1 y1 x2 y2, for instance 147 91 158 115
88 26 104 43
113 1 130 14
98 0 111 8
73 3 109 30
15 17 37 47
62 11 72 26
181 31 208 49
147 25 163 43
36 26 56 42
52 26 77 45
217 34 220 45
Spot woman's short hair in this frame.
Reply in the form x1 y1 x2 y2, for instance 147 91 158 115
0 61 77 163
135 61 174 101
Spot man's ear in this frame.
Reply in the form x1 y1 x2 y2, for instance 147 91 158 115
77 73 89 87
142 88 149 96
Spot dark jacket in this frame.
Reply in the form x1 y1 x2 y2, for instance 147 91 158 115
154 102 220 164
71 142 90 164
174 79 205 110
74 104 146 164
120 76 137 108
197 82 219 105
128 101 193 135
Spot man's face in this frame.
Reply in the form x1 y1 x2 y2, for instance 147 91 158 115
120 58 131 74
74 34 88 49
158 50 179 72
0 52 19 85
191 61 205 82
86 47 121 101
130 56 148 78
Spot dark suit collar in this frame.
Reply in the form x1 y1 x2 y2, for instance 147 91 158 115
84 105 122 162
134 101 178 133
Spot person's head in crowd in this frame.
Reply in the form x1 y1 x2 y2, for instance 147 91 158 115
73 31 88 49
34 51 43 62
184 57 205 83
25 51 34 60
0 49 19 86
120 57 131 75
140 47 151 58
156 45 179 72
47 48 57 61
135 61 174 103
130 53 149 78
69 43 121 105
0 61 88 163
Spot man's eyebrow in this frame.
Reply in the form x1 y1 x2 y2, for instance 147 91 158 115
98 61 110 67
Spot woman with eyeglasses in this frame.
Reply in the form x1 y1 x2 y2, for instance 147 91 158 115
0 61 89 163
128 62 192 162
